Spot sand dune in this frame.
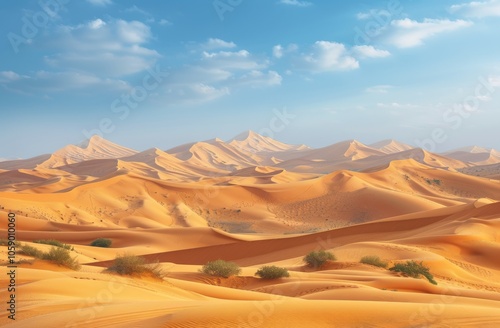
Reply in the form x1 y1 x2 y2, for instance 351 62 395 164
1 133 499 327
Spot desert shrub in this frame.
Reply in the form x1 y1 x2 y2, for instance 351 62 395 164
19 244 80 270
360 255 388 268
33 239 73 250
389 260 437 285
42 247 81 270
19 244 45 258
200 260 241 278
255 266 290 279
303 250 336 268
107 254 165 279
90 238 112 248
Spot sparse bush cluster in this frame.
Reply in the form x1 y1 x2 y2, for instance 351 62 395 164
255 266 290 279
200 259 241 278
107 254 165 279
303 250 336 268
90 238 112 248
19 244 80 270
360 255 388 268
389 260 437 285
33 239 74 251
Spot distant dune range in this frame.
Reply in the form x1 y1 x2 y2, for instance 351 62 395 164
1 131 500 327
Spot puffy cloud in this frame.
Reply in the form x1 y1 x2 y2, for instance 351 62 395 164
201 38 237 50
352 45 391 58
202 50 267 70
272 44 298 59
384 18 473 48
43 19 159 77
450 0 500 17
273 45 284 58
300 41 359 72
237 70 282 87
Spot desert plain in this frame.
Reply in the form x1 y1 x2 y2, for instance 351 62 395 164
1 131 500 327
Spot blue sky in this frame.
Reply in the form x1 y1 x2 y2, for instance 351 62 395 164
1 0 500 159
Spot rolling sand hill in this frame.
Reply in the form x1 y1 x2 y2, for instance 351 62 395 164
1 133 500 327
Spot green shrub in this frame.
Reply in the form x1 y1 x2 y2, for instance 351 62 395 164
19 244 45 258
19 244 80 270
360 255 388 268
90 238 112 248
42 247 81 270
200 260 241 278
389 260 437 285
255 266 290 279
303 250 336 268
107 254 165 279
33 239 73 250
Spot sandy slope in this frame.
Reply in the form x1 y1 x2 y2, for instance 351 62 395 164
1 201 500 327
1 135 500 327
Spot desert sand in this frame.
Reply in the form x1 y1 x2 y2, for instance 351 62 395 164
1 132 500 327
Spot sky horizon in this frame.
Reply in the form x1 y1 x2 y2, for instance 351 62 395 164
1 0 500 159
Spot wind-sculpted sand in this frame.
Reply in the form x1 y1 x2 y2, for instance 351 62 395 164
1 133 499 327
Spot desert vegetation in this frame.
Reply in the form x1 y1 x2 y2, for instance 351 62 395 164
303 250 336 268
255 265 290 279
200 260 241 278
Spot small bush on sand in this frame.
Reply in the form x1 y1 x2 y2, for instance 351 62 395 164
90 238 112 248
20 244 80 270
42 247 81 270
389 260 437 285
303 250 336 268
200 260 241 278
107 254 166 279
255 266 290 279
360 255 388 268
33 239 73 250
19 244 45 258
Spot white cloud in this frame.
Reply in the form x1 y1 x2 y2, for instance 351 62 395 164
159 19 171 26
88 18 106 29
87 0 112 6
272 43 298 58
237 70 283 87
201 38 236 50
300 41 359 72
450 0 500 17
279 0 312 7
0 71 24 82
356 12 372 20
42 19 158 77
202 50 267 70
366 85 394 93
273 45 284 58
352 45 391 58
385 18 473 48
164 83 230 105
